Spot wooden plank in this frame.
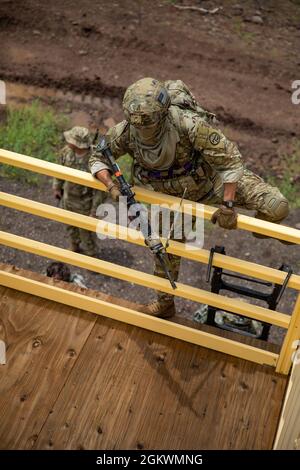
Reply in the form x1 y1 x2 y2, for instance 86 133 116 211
0 269 279 367
0 265 288 450
33 315 287 450
274 356 300 449
0 149 299 244
0 265 141 450
0 287 95 449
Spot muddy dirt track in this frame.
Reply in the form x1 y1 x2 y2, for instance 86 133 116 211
0 0 300 344
1 0 300 176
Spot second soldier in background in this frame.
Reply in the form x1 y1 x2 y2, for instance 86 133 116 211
53 126 105 257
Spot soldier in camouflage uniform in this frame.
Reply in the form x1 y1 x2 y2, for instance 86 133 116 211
89 78 290 318
53 126 105 256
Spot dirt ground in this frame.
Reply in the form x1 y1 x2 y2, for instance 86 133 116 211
0 0 300 344
1 0 300 175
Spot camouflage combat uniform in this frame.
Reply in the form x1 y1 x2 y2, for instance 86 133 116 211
89 79 289 308
53 127 106 256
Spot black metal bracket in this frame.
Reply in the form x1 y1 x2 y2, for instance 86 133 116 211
206 246 225 283
275 267 293 307
204 246 293 341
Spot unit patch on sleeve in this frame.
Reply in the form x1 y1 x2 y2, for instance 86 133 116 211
209 132 221 146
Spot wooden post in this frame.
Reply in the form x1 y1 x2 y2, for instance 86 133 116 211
276 293 300 375
274 353 300 449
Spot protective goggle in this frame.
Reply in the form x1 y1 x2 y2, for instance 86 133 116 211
126 110 166 127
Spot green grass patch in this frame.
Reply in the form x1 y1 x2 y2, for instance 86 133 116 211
267 141 300 209
117 153 133 183
0 100 67 184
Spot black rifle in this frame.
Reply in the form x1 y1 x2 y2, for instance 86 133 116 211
97 136 177 290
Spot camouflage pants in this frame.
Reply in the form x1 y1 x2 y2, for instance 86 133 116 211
149 168 289 304
63 198 97 256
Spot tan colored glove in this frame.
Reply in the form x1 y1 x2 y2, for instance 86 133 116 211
211 205 238 230
107 182 121 202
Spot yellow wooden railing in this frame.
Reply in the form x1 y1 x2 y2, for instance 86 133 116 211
0 148 299 374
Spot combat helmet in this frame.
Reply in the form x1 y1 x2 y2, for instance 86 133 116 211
123 78 170 127
64 126 91 149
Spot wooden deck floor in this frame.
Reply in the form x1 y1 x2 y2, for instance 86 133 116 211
0 264 287 450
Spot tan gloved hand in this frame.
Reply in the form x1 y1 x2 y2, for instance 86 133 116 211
107 182 121 202
211 205 238 230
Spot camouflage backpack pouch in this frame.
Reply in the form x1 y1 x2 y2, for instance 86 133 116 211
164 80 216 124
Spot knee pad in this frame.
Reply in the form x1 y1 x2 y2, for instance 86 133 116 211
259 193 289 222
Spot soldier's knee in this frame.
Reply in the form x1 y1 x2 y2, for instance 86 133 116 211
259 193 289 222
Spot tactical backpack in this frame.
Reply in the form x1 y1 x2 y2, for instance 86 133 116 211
164 80 216 124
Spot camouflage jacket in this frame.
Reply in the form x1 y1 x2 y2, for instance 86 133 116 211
89 107 244 189
53 146 104 211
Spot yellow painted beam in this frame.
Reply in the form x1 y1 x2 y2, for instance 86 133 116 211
1 190 300 291
0 230 291 328
169 240 300 291
1 148 299 244
276 293 300 375
0 148 106 191
0 269 279 367
135 191 300 245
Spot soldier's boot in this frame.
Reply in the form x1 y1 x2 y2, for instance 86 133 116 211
252 196 295 245
140 297 176 319
140 252 181 318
